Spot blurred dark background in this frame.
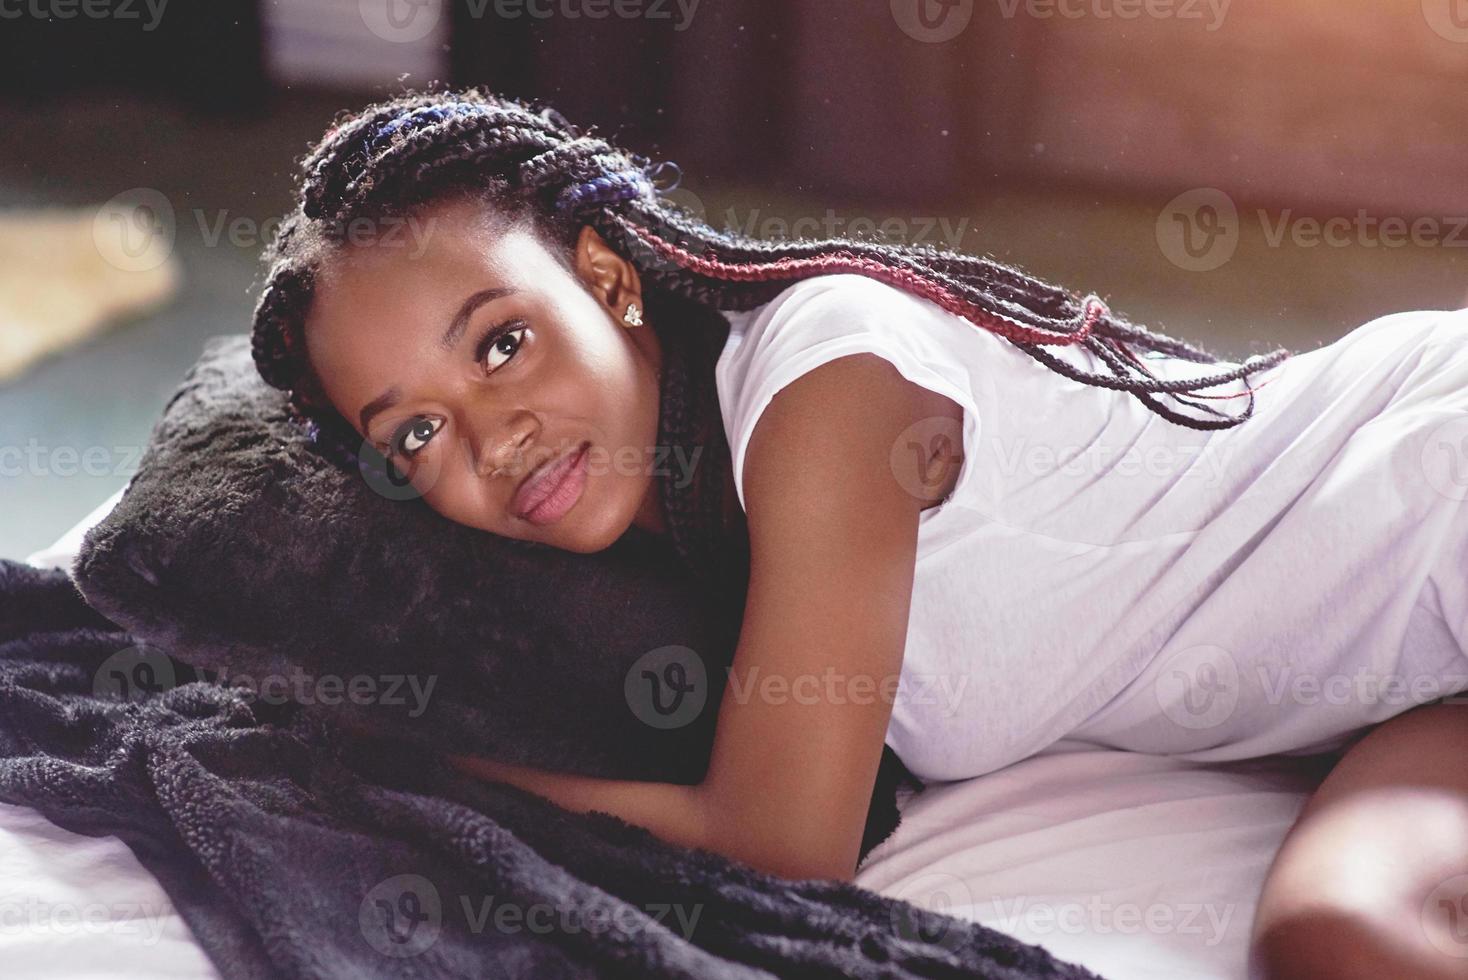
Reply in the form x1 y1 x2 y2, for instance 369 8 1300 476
3 0 1468 560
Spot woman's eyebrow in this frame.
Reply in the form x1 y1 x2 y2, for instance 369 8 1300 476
439 286 518 353
359 386 402 435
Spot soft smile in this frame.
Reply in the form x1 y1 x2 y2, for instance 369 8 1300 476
511 441 592 526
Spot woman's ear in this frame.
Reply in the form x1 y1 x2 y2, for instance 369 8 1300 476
574 224 642 313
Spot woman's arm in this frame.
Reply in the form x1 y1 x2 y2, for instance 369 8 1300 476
1250 699 1468 979
449 351 938 883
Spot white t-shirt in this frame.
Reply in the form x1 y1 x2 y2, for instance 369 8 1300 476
715 273 1468 783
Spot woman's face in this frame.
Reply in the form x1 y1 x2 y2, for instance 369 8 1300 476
303 199 667 553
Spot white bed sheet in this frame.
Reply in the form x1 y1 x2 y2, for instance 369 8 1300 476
855 744 1326 980
22 485 126 576
11 493 1329 979
0 802 219 980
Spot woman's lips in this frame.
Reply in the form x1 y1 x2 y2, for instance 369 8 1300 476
511 441 591 526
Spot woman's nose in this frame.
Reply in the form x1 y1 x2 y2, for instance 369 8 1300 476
464 411 538 480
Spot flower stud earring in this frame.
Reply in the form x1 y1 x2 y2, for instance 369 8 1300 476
622 302 643 328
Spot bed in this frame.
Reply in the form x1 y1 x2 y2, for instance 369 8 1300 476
14 488 1327 980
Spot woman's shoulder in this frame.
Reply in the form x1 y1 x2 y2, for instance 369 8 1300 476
714 272 984 516
735 272 932 319
720 273 943 353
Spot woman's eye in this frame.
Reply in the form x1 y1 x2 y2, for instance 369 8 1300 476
393 417 442 458
482 325 527 373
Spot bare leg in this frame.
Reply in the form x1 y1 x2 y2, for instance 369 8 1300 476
1251 700 1468 979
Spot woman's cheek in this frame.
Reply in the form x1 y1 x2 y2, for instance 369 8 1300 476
427 458 494 530
414 433 465 499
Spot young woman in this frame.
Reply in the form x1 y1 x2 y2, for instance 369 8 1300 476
249 89 1468 976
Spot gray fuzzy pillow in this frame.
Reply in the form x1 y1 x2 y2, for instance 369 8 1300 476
70 333 733 782
70 333 915 859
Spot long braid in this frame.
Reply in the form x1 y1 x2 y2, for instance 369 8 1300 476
250 87 1292 603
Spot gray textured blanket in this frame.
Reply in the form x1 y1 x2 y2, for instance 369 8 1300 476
0 557 1103 978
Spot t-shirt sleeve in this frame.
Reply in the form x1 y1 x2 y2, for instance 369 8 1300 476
714 273 982 515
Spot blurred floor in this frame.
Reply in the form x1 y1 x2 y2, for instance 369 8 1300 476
3 90 1465 562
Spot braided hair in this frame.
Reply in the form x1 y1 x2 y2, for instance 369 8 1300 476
250 88 1292 616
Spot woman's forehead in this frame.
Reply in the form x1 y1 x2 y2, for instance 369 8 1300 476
317 214 549 292
304 218 558 367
